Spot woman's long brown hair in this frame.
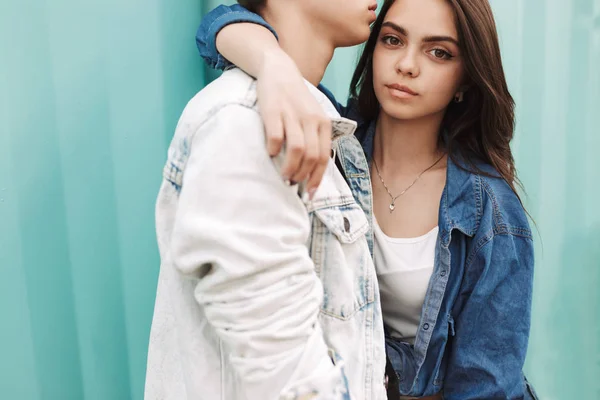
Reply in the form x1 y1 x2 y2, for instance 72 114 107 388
350 0 523 197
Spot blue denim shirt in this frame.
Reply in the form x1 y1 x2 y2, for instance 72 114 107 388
196 5 538 399
339 122 538 400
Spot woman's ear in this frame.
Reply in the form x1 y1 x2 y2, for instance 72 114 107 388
453 85 470 103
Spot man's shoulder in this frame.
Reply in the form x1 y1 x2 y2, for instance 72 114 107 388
164 70 268 190
199 68 258 106
179 68 260 129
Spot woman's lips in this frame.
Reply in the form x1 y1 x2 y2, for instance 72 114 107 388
386 84 419 99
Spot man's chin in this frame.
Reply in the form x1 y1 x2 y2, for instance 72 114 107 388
338 27 371 47
357 26 373 44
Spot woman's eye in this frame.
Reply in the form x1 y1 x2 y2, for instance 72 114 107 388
429 48 453 60
382 36 402 46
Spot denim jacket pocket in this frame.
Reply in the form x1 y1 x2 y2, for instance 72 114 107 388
313 201 369 243
309 201 373 320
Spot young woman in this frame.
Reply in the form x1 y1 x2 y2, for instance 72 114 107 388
197 0 538 398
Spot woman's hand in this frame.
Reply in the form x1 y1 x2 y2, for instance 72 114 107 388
256 50 332 198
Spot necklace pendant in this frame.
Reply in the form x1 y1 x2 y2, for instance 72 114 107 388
389 203 395 213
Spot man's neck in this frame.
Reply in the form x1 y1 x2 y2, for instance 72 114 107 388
261 6 335 86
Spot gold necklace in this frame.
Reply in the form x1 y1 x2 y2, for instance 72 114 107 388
372 153 445 213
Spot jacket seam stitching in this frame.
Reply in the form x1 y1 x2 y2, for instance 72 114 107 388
190 100 259 142
465 230 531 268
474 175 482 231
318 298 375 320
481 179 504 227
465 230 495 268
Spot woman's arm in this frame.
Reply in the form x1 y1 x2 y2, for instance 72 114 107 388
195 4 278 70
443 233 535 399
196 5 342 196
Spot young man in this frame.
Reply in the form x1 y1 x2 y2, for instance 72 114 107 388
144 1 385 399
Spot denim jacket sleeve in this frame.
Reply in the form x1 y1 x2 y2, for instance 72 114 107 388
170 104 349 399
195 4 278 70
443 233 534 400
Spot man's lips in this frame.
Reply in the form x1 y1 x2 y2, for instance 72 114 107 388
368 3 377 21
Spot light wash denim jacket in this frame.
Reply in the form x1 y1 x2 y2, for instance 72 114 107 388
196 5 538 400
146 67 387 400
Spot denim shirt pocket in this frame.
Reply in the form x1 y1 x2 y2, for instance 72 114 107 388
309 201 373 320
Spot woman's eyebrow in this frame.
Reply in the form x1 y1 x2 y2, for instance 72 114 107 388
381 21 459 46
381 21 408 36
422 35 459 46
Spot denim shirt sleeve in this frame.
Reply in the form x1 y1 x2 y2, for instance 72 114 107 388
443 233 534 400
195 4 278 70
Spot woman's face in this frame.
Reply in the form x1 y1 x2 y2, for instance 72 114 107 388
372 0 466 121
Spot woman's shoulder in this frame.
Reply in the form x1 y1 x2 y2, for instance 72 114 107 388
448 157 531 239
472 162 532 238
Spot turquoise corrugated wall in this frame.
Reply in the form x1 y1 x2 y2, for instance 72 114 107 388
0 0 598 399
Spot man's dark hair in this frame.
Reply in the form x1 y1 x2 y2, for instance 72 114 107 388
238 0 266 12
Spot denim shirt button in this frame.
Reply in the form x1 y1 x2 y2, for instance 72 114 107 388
440 270 447 277
423 323 430 330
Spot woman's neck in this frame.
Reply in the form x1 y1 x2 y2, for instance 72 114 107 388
374 110 446 176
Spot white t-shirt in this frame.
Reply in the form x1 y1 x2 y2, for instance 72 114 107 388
373 217 438 344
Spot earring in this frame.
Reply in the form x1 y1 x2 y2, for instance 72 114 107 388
454 92 464 103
